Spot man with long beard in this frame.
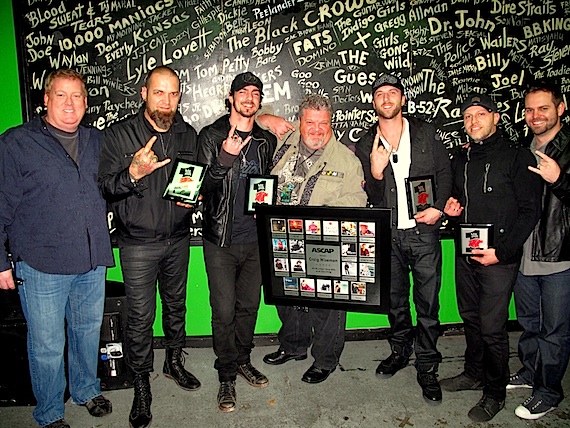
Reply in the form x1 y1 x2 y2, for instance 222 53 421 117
99 66 201 428
355 74 452 405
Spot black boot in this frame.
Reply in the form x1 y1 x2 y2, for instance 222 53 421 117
163 348 201 391
417 364 442 405
129 373 152 428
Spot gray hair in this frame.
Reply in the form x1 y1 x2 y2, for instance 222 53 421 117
299 94 333 118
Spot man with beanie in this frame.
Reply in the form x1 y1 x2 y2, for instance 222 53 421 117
355 73 452 405
441 93 542 422
198 72 277 412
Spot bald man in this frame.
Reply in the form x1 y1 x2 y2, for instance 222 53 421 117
99 66 200 428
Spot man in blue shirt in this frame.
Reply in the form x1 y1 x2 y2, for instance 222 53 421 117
0 68 114 428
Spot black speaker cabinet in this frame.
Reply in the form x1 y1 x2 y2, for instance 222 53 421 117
0 320 36 406
98 281 133 390
0 289 35 406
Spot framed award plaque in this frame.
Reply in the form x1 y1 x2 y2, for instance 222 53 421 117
162 158 207 205
457 223 494 255
244 174 278 214
256 206 391 313
405 175 436 218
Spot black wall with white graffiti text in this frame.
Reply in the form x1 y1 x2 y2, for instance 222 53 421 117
14 0 570 151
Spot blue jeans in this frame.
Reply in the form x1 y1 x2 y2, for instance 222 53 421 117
389 228 442 368
515 269 570 406
203 239 262 381
16 262 106 427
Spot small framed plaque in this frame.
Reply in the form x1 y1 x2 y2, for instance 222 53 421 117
405 175 436 218
458 223 494 255
245 174 277 214
162 158 207 204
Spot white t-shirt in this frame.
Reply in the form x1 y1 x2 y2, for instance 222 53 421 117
380 118 415 230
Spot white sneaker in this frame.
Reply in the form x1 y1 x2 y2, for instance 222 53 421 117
515 395 556 420
506 372 532 390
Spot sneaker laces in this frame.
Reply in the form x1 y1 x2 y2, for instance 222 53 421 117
478 394 502 410
418 371 438 386
82 394 112 417
218 381 235 401
88 395 108 409
522 395 544 411
239 363 262 379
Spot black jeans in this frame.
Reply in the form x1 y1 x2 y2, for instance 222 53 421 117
455 257 519 401
203 239 262 382
120 236 190 374
389 228 442 368
276 305 346 370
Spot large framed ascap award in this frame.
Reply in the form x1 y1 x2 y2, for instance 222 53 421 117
256 206 391 313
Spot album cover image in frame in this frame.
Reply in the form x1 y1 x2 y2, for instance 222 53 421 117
256 205 391 313
245 174 278 214
162 158 208 205
405 175 436 219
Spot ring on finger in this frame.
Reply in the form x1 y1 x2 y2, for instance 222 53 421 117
151 155 158 163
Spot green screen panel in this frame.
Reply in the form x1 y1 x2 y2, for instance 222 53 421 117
107 239 520 338
0 0 22 133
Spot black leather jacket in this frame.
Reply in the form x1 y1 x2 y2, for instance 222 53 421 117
99 108 198 244
197 114 276 247
530 126 570 261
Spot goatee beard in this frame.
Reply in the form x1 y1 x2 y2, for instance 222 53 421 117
149 109 175 130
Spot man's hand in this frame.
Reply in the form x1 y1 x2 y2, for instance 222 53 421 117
414 207 442 225
444 197 464 217
222 124 251 155
175 194 202 209
528 150 561 184
129 136 171 181
257 114 295 140
470 248 499 266
370 133 391 180
0 269 15 290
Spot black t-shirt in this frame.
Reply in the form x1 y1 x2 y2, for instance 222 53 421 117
231 130 260 244
43 117 79 164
